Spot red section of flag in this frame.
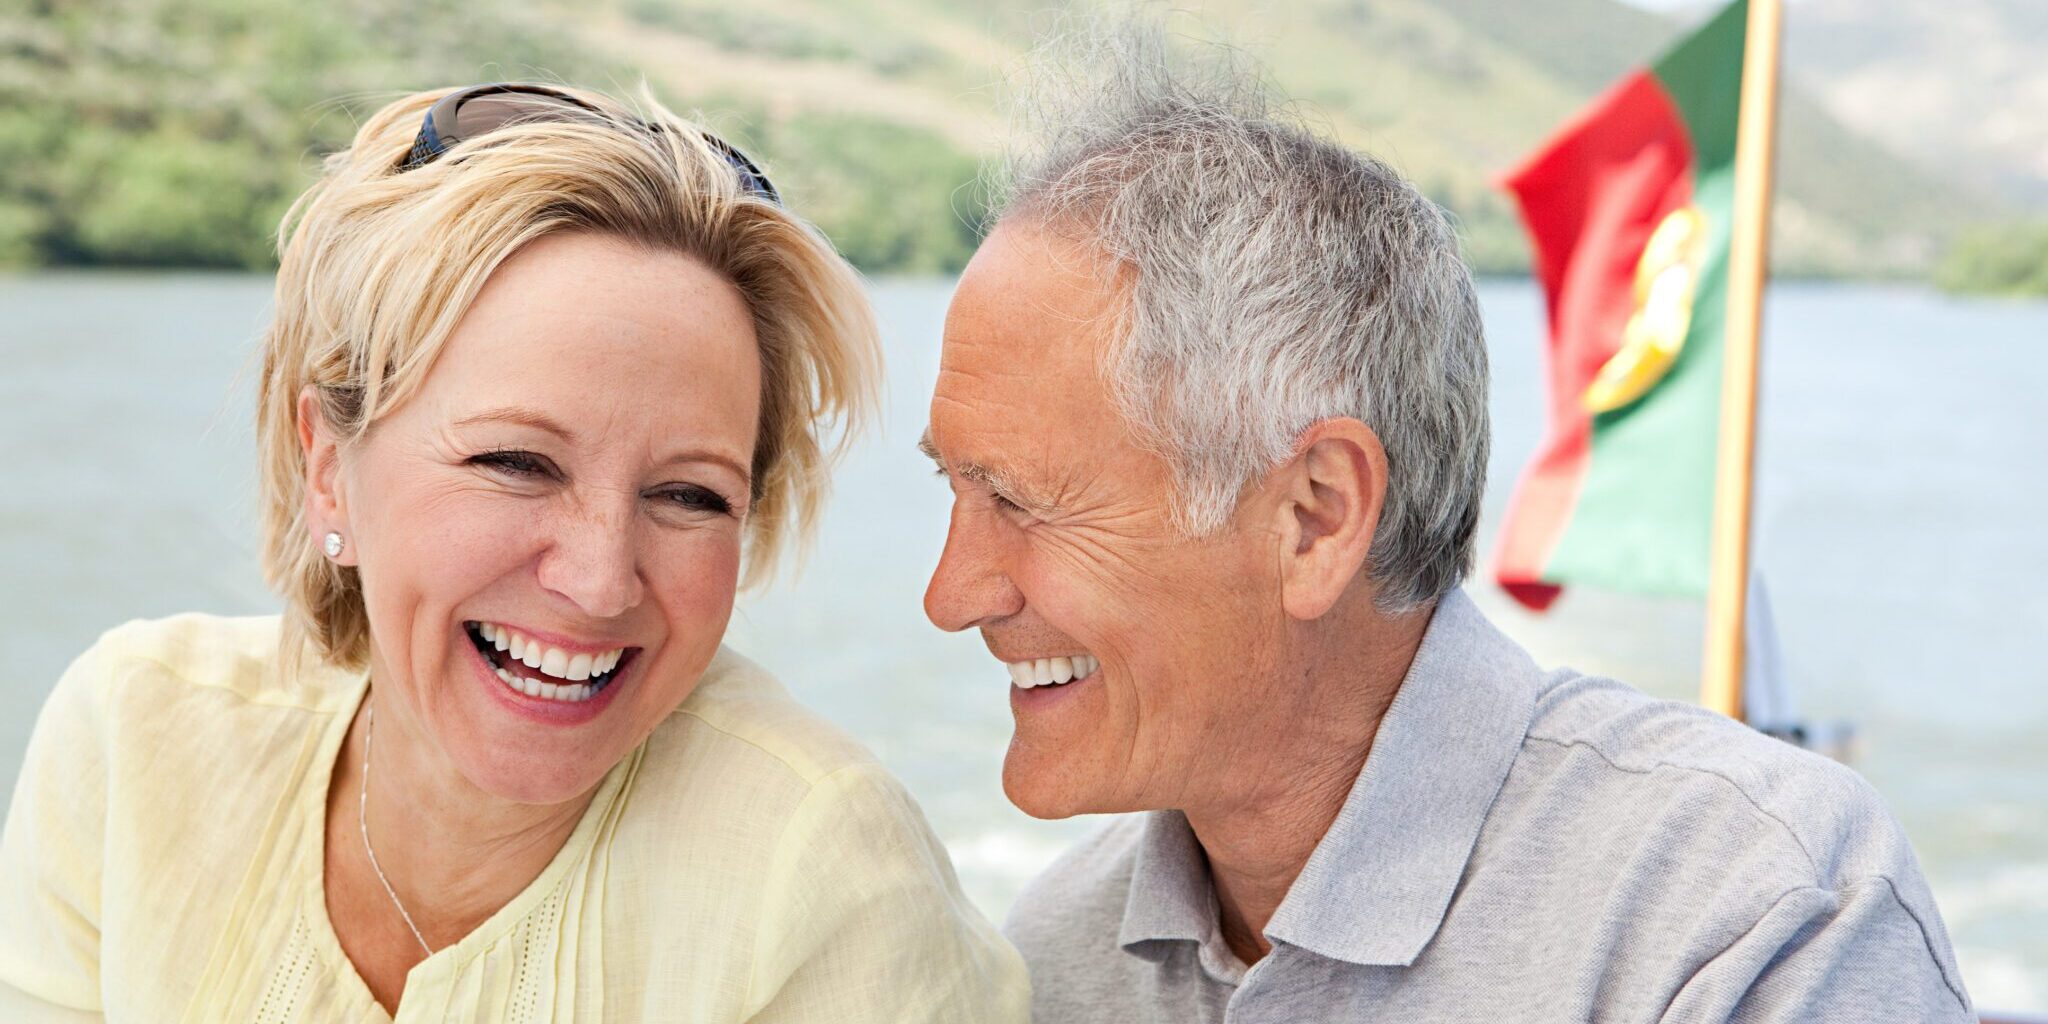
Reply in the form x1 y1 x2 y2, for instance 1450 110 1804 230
1493 68 1699 611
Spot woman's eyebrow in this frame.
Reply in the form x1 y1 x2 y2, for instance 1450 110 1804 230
654 448 751 484
453 406 577 442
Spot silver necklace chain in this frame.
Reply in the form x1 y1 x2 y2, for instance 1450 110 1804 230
359 702 435 958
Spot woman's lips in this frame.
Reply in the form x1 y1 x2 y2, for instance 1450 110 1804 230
463 621 638 704
465 631 630 725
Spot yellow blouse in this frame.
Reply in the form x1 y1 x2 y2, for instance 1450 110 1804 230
0 614 1028 1022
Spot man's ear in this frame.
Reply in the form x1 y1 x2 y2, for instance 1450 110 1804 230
1270 418 1388 621
297 386 355 566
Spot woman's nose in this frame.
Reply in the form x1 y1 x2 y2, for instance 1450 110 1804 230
535 502 645 620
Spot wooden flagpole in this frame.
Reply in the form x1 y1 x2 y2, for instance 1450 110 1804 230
1701 0 1784 721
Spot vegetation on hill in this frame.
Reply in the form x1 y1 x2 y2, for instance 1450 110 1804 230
0 0 600 268
1 0 2038 292
0 0 980 274
1935 224 2048 298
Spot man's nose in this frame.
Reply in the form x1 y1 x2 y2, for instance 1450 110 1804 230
924 502 1025 632
536 502 644 620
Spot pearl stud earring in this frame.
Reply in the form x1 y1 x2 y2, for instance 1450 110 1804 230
323 532 345 559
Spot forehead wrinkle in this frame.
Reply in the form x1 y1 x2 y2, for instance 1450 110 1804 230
954 224 1131 369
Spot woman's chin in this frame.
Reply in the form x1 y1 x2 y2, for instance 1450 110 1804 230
441 642 634 805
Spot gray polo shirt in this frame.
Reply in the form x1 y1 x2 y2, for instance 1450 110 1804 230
1004 590 1972 1022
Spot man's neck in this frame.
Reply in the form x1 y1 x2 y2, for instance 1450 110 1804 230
1183 599 1432 967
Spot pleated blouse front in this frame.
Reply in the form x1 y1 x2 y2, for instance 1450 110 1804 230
0 614 1028 1023
191 669 643 1023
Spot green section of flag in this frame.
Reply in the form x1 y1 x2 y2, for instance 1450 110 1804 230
1542 0 1747 598
1655 0 1748 170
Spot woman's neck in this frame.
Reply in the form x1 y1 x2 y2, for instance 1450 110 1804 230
324 688 600 1007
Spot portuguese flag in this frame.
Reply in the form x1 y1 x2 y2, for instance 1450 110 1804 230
1493 0 1751 611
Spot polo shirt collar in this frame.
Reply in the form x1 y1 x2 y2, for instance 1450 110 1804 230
1116 589 1543 969
1118 809 1259 985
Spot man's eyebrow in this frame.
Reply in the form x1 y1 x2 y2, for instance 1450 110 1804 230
917 427 1055 508
918 427 997 485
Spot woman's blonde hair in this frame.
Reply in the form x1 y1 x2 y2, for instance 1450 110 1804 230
257 84 879 671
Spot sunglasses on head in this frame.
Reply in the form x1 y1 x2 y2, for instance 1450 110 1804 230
396 83 781 205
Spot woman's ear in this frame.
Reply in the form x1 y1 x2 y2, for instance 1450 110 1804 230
297 386 356 566
1271 418 1388 621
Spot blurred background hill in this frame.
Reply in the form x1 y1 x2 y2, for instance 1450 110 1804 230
1787 0 2048 211
3 0 2044 290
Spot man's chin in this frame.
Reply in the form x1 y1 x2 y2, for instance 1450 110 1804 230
1001 745 1111 820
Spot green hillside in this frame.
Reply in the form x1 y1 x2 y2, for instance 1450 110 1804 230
0 0 2008 279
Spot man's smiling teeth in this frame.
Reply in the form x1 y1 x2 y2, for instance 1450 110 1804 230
1007 655 1100 689
472 622 625 703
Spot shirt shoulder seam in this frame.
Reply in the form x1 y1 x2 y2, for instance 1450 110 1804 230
1867 874 1971 1010
1523 733 1822 881
95 650 337 713
671 706 859 786
1667 877 1967 1015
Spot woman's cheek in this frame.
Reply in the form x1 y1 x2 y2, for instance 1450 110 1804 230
652 532 745 644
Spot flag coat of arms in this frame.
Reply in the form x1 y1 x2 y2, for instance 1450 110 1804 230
1494 0 1749 611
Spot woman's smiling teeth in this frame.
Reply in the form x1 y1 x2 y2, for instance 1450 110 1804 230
1007 655 1100 689
468 621 629 704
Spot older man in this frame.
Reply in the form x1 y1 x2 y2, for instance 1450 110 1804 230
918 23 1972 1024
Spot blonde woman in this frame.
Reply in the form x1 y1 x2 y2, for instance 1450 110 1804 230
0 84 1027 1022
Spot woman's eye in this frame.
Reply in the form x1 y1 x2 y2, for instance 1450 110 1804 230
660 485 734 516
470 450 552 477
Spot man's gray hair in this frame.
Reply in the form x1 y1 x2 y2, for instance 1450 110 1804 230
990 15 1490 613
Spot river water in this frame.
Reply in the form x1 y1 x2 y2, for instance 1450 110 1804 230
3 272 2044 1008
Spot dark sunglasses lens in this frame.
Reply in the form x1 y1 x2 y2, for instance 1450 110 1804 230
716 143 779 203
449 92 596 145
417 86 778 202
